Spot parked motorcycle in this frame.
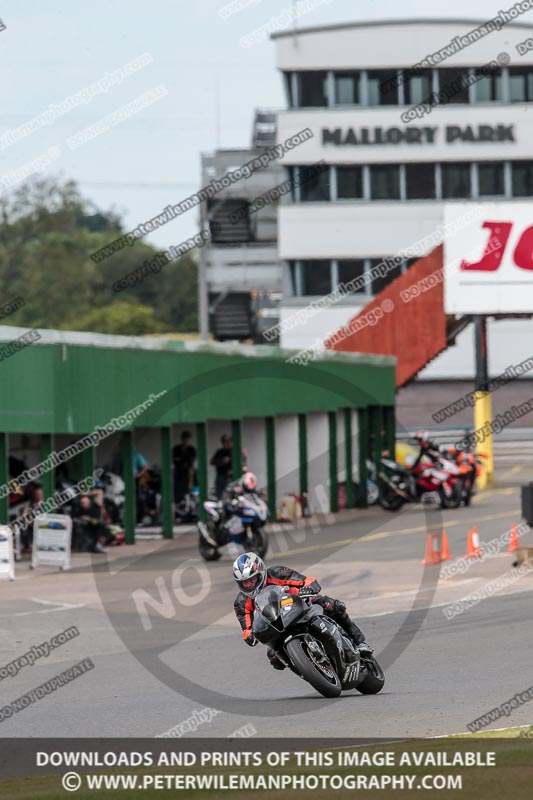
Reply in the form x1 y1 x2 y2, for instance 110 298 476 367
175 486 200 524
365 459 379 505
252 585 385 698
101 470 125 524
440 447 487 507
378 454 462 511
198 489 268 561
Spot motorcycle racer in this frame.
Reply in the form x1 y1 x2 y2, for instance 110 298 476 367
233 552 373 670
412 430 443 466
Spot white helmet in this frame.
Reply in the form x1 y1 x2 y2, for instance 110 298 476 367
232 552 266 597
241 471 257 492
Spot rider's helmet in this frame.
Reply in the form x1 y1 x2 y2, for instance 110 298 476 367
415 429 431 448
232 552 266 597
241 471 257 492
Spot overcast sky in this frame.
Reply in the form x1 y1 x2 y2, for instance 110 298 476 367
1 0 531 250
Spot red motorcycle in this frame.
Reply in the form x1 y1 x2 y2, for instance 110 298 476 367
378 454 462 511
441 447 487 506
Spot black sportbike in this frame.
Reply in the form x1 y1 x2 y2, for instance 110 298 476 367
252 585 385 698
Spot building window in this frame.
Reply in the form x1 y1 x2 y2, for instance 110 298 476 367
441 163 471 198
301 260 331 295
297 71 327 107
474 68 502 102
299 165 330 201
478 162 505 196
405 163 436 199
369 258 403 294
437 69 469 104
337 260 367 293
403 70 432 105
368 70 399 105
370 165 401 200
336 166 364 199
509 67 533 102
284 72 294 107
512 161 533 196
289 261 298 295
334 71 360 105
286 166 297 201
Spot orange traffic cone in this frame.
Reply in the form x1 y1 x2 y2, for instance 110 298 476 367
507 524 519 553
440 530 452 561
466 526 482 558
422 533 441 565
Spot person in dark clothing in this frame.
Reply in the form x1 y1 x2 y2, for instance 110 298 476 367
210 434 233 499
71 494 112 553
173 431 196 504
19 484 44 552
233 553 373 670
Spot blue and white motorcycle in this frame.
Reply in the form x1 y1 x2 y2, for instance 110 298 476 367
197 475 268 561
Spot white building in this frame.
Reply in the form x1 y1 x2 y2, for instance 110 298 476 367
272 18 533 379
200 110 284 341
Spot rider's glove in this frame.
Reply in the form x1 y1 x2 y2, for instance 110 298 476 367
298 586 318 598
244 633 258 647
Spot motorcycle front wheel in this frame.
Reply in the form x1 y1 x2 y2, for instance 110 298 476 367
285 638 341 698
440 482 462 510
463 477 474 507
378 485 406 511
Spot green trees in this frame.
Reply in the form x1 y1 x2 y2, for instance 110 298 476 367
0 178 198 335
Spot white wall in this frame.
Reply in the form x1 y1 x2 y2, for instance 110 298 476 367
351 409 360 482
279 302 362 350
420 317 533 379
306 412 330 514
241 418 267 491
277 106 533 166
278 202 442 260
275 20 533 71
336 410 346 482
275 415 300 498
336 408 361 493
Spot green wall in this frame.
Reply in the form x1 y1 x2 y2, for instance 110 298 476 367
0 339 395 434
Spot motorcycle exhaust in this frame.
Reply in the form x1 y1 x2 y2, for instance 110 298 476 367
378 472 411 500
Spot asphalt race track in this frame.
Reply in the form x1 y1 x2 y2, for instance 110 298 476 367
1 455 532 739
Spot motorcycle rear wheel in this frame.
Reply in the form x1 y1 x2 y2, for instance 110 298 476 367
198 532 221 561
247 527 268 558
285 638 341 698
357 656 385 695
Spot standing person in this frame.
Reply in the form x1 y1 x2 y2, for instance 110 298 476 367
173 431 196 504
19 483 44 553
210 434 233 499
71 493 114 553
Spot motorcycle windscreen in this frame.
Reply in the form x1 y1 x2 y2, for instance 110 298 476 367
252 586 284 643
